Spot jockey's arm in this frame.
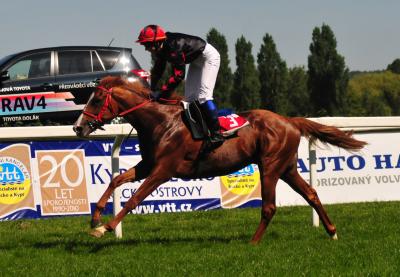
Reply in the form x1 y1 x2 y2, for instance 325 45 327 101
150 56 167 91
160 51 186 95
160 63 185 94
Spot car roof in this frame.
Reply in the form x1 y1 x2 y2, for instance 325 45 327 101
10 46 132 56
0 46 135 69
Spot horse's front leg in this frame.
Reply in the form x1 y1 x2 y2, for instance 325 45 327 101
250 172 279 244
91 160 150 228
90 165 172 238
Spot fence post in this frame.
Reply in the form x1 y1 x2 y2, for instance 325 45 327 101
111 135 124 238
308 139 320 227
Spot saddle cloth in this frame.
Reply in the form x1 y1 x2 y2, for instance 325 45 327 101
181 101 249 140
218 114 250 137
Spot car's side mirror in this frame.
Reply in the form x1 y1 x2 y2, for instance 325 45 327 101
0 71 10 82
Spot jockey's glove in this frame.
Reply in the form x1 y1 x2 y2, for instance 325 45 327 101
150 90 162 101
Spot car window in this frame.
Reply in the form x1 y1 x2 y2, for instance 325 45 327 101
97 50 120 70
92 51 104 72
130 54 141 69
7 52 51 80
58 51 91 75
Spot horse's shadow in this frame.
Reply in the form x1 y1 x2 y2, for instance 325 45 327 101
32 232 252 254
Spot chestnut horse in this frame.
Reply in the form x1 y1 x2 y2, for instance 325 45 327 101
73 76 366 244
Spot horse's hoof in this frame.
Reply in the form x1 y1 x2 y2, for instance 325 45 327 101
90 219 102 229
90 226 107 238
249 239 260 245
331 233 338 240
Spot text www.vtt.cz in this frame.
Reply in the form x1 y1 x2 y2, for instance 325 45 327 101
129 203 192 214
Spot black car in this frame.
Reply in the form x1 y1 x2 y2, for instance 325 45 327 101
0 46 149 126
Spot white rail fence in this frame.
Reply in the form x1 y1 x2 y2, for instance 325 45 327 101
1 116 400 237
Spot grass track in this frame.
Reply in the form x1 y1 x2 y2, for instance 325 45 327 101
0 201 399 276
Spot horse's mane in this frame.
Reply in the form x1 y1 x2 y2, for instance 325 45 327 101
99 76 183 104
99 76 149 97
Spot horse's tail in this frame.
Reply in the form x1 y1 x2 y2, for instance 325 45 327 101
289 117 367 151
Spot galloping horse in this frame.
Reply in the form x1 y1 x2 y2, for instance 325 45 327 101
73 76 366 244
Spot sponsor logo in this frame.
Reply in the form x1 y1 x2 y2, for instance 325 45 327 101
36 150 90 215
221 165 260 195
0 157 31 205
220 165 261 208
59 82 96 90
0 86 31 93
0 91 84 117
0 144 35 219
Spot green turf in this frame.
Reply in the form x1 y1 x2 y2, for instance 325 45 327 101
0 202 399 276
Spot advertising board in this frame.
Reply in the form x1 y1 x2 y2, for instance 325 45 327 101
0 132 399 220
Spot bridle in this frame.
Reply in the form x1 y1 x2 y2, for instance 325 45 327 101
82 86 151 130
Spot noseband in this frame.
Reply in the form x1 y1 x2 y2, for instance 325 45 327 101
82 86 115 130
82 86 151 130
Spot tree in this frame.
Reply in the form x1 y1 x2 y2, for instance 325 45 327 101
257 33 289 114
231 36 261 111
307 24 349 116
387 58 400 74
206 28 233 109
347 71 400 116
286 66 310 116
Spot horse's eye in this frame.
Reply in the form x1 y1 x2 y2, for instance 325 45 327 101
91 98 102 106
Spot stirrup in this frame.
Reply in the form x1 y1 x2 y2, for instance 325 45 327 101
209 133 224 144
203 134 224 152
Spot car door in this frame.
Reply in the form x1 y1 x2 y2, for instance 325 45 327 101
1 51 55 92
0 51 55 121
54 50 108 106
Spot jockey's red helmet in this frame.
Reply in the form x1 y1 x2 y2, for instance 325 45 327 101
136 25 166 43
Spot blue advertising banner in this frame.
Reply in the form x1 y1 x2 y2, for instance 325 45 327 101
0 138 262 221
1 131 400 221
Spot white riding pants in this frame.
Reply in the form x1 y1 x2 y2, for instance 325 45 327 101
184 43 220 104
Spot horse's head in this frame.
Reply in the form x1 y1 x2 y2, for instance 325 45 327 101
73 76 153 137
73 85 118 137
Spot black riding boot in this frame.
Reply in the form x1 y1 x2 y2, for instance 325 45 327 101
200 100 225 150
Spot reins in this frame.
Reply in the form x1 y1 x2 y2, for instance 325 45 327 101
117 96 179 116
83 85 179 127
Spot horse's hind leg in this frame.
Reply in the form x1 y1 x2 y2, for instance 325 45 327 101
91 161 149 228
281 162 337 239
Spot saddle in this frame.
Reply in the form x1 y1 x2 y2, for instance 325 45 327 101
181 101 249 140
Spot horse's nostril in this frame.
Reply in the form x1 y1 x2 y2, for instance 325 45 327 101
73 126 83 133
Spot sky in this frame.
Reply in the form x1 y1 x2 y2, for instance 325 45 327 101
0 0 399 72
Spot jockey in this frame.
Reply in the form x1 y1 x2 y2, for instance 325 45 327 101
136 24 224 149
